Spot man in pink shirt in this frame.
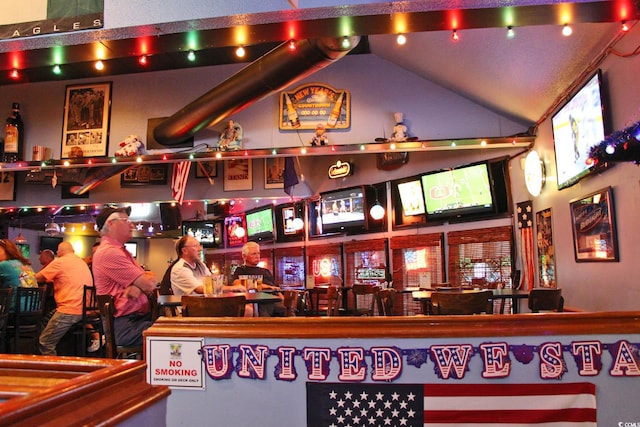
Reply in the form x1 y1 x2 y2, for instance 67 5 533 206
36 241 93 355
92 206 157 347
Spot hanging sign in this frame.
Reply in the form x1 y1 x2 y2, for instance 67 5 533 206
279 83 350 130
327 160 352 179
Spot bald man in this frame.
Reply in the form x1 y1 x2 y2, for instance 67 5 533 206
36 241 94 355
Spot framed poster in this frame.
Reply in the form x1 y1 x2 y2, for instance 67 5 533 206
535 208 556 288
195 161 218 179
570 186 619 262
0 172 16 201
61 82 112 158
223 159 252 191
121 165 168 186
278 83 350 130
264 158 284 189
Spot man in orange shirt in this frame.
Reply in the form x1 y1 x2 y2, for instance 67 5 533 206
36 241 93 355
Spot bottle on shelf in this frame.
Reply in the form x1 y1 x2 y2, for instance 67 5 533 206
3 102 24 163
284 93 300 128
326 91 344 128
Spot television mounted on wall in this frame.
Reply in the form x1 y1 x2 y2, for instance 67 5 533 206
391 176 426 227
245 205 275 242
319 185 367 234
182 220 221 248
421 161 495 221
552 69 611 190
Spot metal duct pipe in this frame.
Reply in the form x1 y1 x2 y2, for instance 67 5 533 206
154 36 360 146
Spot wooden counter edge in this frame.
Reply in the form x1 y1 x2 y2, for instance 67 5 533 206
0 355 170 426
145 311 640 339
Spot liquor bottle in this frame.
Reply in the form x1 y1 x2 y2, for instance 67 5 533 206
4 103 24 163
284 93 300 128
326 92 344 128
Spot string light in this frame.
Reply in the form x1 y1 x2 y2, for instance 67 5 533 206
52 65 62 75
396 34 406 45
288 40 296 51
621 21 629 32
10 69 19 79
94 60 104 70
138 55 148 65
452 29 459 42
341 36 350 49
235 46 245 58
562 24 572 36
187 50 196 62
506 26 515 39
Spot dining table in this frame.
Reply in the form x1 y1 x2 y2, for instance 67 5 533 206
411 288 529 314
157 291 283 314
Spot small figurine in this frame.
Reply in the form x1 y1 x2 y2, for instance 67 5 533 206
310 123 328 146
115 135 147 157
390 112 409 142
218 119 243 151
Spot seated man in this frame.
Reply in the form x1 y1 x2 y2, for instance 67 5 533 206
92 206 157 347
170 236 208 296
230 242 285 317
36 241 94 356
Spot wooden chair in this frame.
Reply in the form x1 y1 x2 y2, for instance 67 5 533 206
351 284 379 316
375 288 397 316
0 288 12 353
72 285 104 356
96 294 143 359
282 290 303 317
430 290 494 315
528 288 564 313
7 286 47 353
304 287 329 316
326 286 342 317
182 295 246 317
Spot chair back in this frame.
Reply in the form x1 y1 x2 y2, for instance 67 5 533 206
376 288 397 316
304 287 328 316
78 285 103 356
158 260 178 296
182 295 246 317
17 286 46 316
96 294 118 358
351 284 379 316
326 286 342 317
282 290 303 317
0 288 13 351
430 290 493 315
528 288 564 312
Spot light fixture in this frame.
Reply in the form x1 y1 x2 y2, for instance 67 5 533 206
506 26 515 39
138 55 148 65
341 36 351 49
52 64 62 75
369 186 386 220
396 33 406 45
451 29 459 42
234 226 246 238
14 232 27 244
292 217 304 231
562 24 572 36
45 221 61 236
10 69 19 79
621 21 629 32
94 60 104 70
187 50 196 62
524 150 545 197
288 40 296 50
235 46 245 58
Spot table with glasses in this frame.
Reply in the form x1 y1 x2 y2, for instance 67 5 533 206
411 288 529 314
157 291 282 316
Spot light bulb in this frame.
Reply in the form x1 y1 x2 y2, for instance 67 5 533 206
506 26 515 39
235 46 245 58
396 34 406 45
621 21 629 32
187 50 196 61
234 226 246 238
52 65 62 75
95 60 104 70
369 202 385 220
292 217 304 231
562 24 572 36
452 30 459 41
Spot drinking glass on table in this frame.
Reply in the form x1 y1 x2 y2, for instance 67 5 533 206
255 276 263 291
203 276 214 297
212 275 223 296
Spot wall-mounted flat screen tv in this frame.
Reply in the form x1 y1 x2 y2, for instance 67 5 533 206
552 69 610 190
245 205 275 242
182 220 220 247
319 186 367 233
397 179 425 217
39 236 63 253
421 162 494 221
124 241 138 258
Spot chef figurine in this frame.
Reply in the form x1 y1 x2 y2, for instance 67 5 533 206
390 112 408 142
310 123 328 146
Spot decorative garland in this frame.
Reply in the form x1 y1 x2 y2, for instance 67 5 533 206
589 120 640 165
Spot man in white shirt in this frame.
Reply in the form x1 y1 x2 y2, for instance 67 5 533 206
170 236 209 296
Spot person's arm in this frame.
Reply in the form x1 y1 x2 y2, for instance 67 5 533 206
171 262 204 295
123 270 157 299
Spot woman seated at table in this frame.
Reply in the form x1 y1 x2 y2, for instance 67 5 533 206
230 242 285 317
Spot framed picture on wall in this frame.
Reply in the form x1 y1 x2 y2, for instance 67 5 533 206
195 161 218 179
570 186 619 262
535 208 556 287
223 159 252 191
120 165 168 186
61 82 112 159
0 172 16 201
264 158 285 189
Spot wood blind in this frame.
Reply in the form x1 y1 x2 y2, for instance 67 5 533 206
344 239 388 287
447 226 513 287
390 233 444 289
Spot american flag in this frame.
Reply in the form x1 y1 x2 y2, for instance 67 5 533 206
517 200 535 291
171 161 191 204
283 156 299 196
307 382 596 426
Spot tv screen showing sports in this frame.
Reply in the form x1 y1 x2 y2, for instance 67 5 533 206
182 221 219 247
246 206 274 241
552 69 609 190
397 179 425 216
320 186 366 233
421 162 494 220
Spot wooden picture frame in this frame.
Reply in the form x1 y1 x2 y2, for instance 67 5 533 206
120 164 168 187
195 161 218 179
61 82 112 159
570 186 619 262
0 172 16 201
264 158 285 189
535 207 556 287
223 159 252 191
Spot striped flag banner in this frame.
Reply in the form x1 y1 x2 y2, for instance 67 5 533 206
307 382 596 426
171 161 191 204
517 200 535 291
